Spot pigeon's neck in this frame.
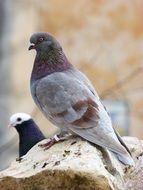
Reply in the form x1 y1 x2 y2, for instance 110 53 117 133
16 119 45 140
15 119 45 156
31 49 72 82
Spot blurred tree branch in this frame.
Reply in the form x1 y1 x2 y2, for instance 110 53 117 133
100 65 143 99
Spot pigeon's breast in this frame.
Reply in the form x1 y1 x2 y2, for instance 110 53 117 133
32 72 92 115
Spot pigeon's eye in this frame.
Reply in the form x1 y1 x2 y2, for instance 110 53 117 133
17 117 22 122
38 37 44 43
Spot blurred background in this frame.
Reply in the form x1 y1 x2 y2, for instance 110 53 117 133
0 0 143 170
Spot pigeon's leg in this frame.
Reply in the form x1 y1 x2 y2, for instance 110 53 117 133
16 157 23 162
39 132 70 150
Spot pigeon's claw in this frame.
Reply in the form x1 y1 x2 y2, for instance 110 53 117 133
39 134 67 150
42 138 57 150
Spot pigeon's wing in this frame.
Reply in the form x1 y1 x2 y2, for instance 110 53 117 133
65 68 99 97
58 98 100 129
62 98 128 156
70 117 134 166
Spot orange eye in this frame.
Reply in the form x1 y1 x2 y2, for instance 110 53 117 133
38 37 44 42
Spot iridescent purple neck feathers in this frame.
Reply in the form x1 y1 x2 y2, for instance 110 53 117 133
31 49 72 82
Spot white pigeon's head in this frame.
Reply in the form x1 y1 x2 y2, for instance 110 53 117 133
8 113 31 128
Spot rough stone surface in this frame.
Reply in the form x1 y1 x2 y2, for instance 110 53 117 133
0 136 142 190
123 137 143 190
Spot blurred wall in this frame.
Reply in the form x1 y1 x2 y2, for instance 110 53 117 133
0 0 17 171
1 0 143 170
38 0 143 138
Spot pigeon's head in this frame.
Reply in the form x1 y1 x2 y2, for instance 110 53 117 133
8 113 31 128
28 32 61 52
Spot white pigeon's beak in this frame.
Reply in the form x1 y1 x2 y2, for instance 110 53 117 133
7 124 13 128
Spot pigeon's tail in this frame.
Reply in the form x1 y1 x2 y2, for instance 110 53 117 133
115 152 135 166
112 127 134 166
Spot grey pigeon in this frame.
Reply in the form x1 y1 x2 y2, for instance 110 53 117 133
29 32 134 165
8 113 45 157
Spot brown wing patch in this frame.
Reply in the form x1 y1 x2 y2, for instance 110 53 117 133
51 99 100 129
72 99 99 128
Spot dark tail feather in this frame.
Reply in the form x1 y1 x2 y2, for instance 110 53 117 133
113 127 132 156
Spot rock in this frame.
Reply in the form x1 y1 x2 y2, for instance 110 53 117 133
0 136 142 190
123 137 143 190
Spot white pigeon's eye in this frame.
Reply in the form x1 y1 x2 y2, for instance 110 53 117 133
17 117 22 122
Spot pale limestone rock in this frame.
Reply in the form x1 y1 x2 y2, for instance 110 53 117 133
0 136 142 190
123 137 143 190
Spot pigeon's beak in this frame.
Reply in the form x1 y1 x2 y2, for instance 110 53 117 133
28 44 35 50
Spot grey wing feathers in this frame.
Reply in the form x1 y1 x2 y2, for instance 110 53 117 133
65 69 99 98
70 124 128 156
63 100 99 129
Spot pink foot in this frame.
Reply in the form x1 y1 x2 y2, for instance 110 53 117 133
39 134 66 150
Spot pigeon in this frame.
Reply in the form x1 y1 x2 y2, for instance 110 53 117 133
8 113 45 157
29 32 134 165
